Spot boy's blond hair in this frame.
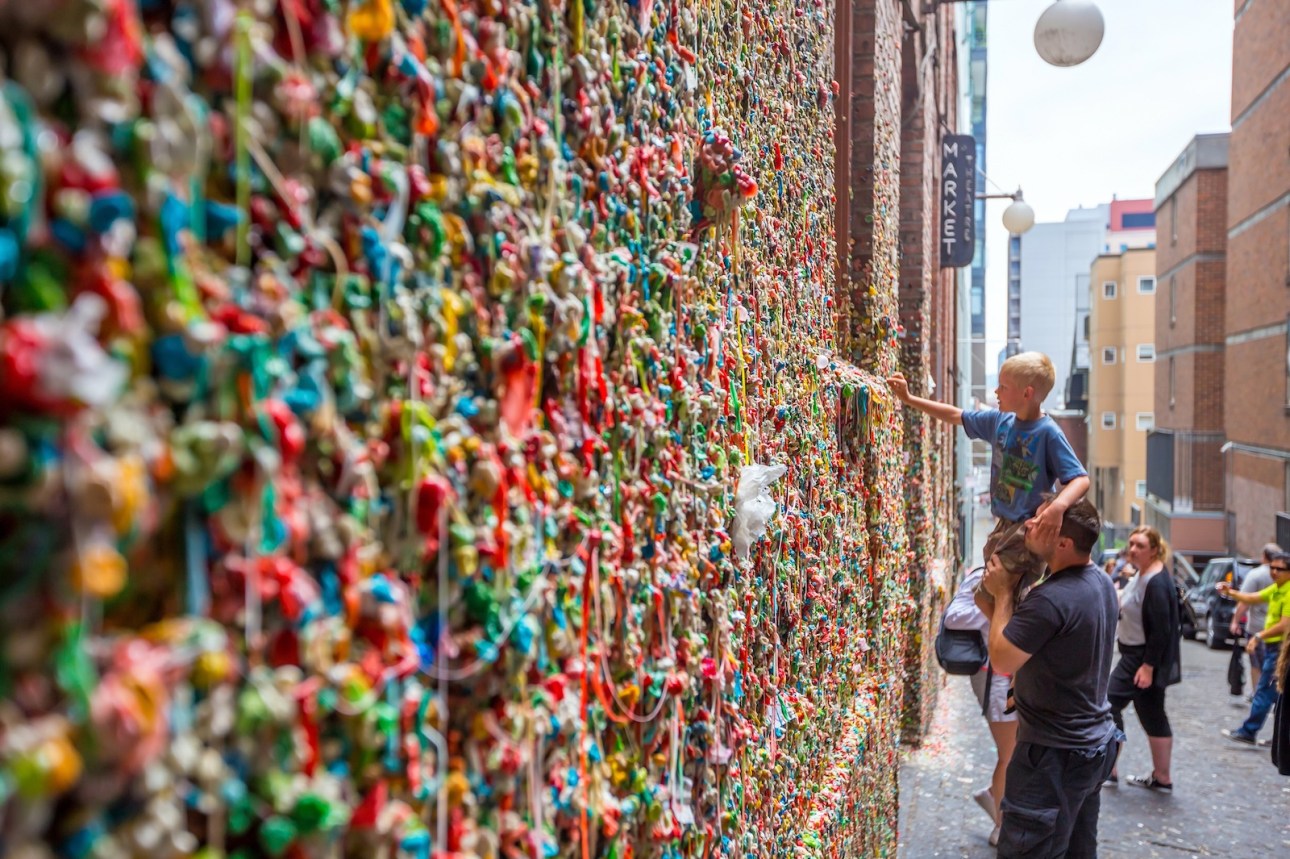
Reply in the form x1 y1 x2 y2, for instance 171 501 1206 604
1000 351 1056 400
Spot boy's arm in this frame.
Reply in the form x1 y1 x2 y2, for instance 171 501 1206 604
1029 475 1090 545
886 373 963 425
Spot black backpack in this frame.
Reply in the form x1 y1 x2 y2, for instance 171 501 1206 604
934 610 990 675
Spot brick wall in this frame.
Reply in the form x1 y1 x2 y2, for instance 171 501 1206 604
1225 0 1290 553
1154 163 1226 517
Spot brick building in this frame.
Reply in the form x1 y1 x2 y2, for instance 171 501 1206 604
1144 134 1228 556
1222 0 1290 555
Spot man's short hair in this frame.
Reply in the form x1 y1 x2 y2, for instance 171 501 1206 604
1263 543 1284 563
1000 351 1057 400
1058 498 1101 555
1268 550 1290 571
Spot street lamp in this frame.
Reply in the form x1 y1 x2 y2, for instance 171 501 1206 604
928 0 1105 68
1033 0 1105 67
977 189 1036 235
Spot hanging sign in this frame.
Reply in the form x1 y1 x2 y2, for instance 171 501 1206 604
940 134 977 268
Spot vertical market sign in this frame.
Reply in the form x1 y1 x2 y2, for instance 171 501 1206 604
940 134 976 268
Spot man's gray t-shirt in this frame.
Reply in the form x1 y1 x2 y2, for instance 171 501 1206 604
1241 564 1273 630
1003 563 1119 749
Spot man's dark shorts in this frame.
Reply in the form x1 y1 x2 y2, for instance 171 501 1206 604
997 733 1121 859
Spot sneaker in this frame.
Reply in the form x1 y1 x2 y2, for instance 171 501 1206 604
972 787 997 825
989 824 1000 847
1126 774 1172 792
1101 773 1118 789
1222 728 1257 745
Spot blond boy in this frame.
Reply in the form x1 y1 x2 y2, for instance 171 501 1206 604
888 351 1090 560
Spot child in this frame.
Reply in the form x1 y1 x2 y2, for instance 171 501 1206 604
887 351 1090 572
943 539 1041 846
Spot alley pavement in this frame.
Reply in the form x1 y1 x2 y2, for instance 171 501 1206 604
898 638 1290 857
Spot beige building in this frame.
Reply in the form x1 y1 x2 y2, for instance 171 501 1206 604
1088 246 1158 529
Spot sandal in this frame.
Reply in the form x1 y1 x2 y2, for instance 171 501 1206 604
1100 773 1117 788
1126 774 1172 792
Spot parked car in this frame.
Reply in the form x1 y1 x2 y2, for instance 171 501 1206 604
1185 557 1260 649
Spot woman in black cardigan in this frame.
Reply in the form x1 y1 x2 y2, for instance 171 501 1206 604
1106 525 1183 790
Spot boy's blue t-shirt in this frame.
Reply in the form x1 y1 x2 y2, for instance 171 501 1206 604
962 410 1087 523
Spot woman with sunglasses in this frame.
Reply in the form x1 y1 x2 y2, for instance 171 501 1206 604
1105 525 1182 790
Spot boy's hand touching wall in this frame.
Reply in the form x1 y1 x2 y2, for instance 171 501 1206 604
886 373 911 403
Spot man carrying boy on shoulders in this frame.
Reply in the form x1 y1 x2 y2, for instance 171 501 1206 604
980 497 1120 858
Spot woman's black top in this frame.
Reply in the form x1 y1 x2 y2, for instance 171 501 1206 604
1141 568 1183 688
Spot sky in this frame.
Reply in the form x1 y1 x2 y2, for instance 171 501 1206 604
981 0 1234 363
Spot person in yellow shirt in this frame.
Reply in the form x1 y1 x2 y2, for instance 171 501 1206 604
1218 553 1290 745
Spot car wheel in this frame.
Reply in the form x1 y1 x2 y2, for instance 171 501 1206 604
1181 605 1197 640
1206 613 1225 650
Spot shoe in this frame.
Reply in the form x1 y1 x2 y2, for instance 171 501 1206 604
1222 728 1257 745
1101 773 1118 788
973 787 997 825
989 824 1000 847
1126 774 1172 792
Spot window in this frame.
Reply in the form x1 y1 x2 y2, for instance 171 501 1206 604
1169 276 1177 327
1138 276 1156 294
1101 411 1116 429
1136 412 1154 431
1169 356 1176 409
1103 281 1118 299
1137 344 1155 362
1170 197 1177 246
1135 479 1147 499
1102 347 1117 364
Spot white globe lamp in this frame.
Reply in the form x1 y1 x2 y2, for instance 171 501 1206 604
1034 0 1105 68
1001 191 1036 235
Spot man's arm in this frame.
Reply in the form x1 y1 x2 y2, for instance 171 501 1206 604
886 373 963 425
1253 615 1290 643
1231 603 1249 635
1217 583 1266 605
985 590 1033 675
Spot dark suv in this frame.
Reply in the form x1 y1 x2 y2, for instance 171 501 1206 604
1185 557 1261 649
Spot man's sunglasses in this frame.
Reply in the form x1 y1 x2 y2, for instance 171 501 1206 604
1271 565 1290 573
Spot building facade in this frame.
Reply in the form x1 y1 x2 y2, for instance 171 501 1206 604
966 2 989 457
1004 233 1022 361
1014 205 1108 407
1222 0 1290 556
1088 247 1159 529
955 1 989 555
1145 134 1229 556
